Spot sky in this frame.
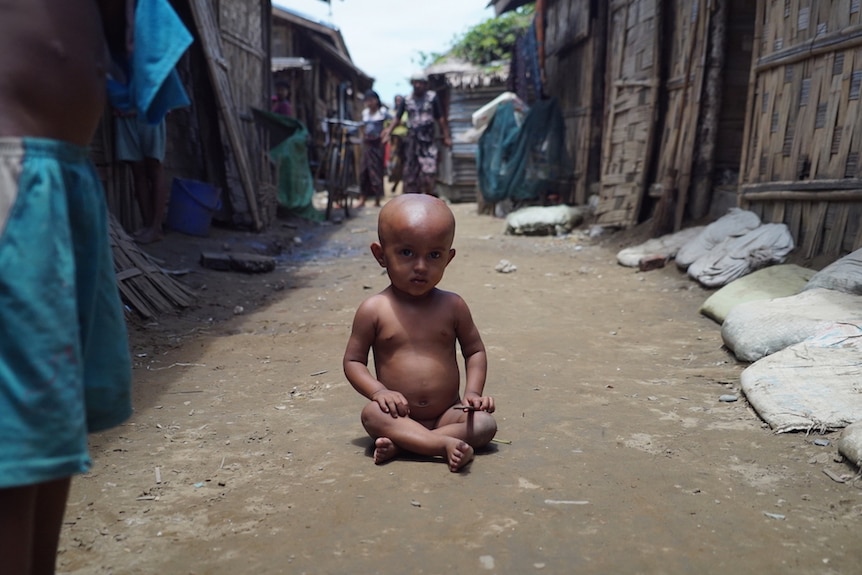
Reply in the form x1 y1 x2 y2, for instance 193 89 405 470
272 0 495 105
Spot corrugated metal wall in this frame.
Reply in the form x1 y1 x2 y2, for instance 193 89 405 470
439 85 507 202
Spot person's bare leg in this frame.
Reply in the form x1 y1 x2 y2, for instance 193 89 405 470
0 477 70 575
31 477 71 575
431 410 497 450
0 484 37 575
361 404 474 472
135 157 165 244
129 161 149 238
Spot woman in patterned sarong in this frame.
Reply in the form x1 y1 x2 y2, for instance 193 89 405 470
383 73 451 196
358 90 391 207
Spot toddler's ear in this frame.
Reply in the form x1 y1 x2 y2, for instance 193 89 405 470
370 242 386 267
447 248 456 263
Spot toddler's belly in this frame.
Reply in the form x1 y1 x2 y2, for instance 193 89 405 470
378 358 461 419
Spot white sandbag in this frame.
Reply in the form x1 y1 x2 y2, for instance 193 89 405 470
687 223 795 287
699 264 815 324
676 208 761 269
740 322 862 433
721 288 862 362
837 421 862 469
471 91 522 129
504 205 587 236
804 246 862 295
616 226 705 267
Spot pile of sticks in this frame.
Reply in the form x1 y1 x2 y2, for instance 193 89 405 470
109 215 195 319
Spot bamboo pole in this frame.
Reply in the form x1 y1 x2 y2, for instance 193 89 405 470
741 190 862 202
189 0 263 231
690 0 726 221
738 1 765 189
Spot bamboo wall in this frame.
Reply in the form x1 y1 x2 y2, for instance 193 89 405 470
214 0 273 228
97 0 273 232
652 0 709 230
740 0 862 259
595 0 661 226
543 0 606 205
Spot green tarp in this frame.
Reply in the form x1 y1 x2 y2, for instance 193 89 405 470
252 108 323 222
477 98 570 204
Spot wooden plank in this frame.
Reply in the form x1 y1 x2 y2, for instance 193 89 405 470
801 201 828 258
742 178 862 192
739 0 766 185
754 23 862 73
822 203 850 256
596 0 660 228
742 189 862 201
189 0 262 230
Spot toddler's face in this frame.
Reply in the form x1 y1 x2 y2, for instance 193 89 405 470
378 225 454 298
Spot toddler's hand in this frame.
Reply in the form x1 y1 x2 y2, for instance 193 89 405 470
371 389 410 418
464 393 495 414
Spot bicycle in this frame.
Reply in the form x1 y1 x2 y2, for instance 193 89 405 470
319 118 362 220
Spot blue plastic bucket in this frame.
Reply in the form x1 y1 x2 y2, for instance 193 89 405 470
166 178 221 237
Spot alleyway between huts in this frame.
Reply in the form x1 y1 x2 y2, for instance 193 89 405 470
59 202 860 574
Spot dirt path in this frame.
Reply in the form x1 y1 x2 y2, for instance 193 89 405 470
59 202 860 574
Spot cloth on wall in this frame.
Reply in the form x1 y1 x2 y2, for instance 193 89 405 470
477 98 569 204
106 0 193 123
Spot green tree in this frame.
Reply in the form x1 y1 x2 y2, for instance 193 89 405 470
449 5 534 65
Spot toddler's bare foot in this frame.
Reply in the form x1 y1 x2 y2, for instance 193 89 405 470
373 437 400 465
446 440 474 472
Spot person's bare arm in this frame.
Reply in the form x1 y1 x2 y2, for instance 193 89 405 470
438 114 452 148
381 103 404 143
343 298 410 417
454 296 493 412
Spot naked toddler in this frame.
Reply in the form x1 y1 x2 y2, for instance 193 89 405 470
343 194 497 472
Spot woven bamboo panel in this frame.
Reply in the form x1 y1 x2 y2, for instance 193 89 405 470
218 0 274 227
190 0 262 229
596 0 661 227
652 0 710 229
740 0 862 258
546 0 591 56
543 0 602 205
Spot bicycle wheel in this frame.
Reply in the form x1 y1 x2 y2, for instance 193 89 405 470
339 146 354 218
326 143 341 220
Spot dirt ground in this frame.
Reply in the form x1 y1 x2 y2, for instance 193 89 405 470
57 196 861 575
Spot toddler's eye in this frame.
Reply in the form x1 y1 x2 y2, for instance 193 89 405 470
400 249 413 257
429 251 441 259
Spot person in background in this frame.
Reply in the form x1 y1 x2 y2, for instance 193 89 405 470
113 110 167 244
387 94 408 194
357 90 391 208
382 73 451 196
0 1 133 573
272 80 293 117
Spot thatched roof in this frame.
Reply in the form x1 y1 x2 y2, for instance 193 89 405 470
424 58 508 90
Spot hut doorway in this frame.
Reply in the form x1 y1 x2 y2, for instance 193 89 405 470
593 0 757 234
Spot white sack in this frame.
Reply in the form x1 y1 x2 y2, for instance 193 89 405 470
687 223 795 288
699 264 815 324
676 208 761 269
722 287 862 362
505 205 586 236
740 322 862 433
804 246 862 295
616 226 705 268
837 422 862 469
471 91 521 130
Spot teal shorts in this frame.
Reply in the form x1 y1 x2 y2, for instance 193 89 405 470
0 137 132 489
114 115 166 162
